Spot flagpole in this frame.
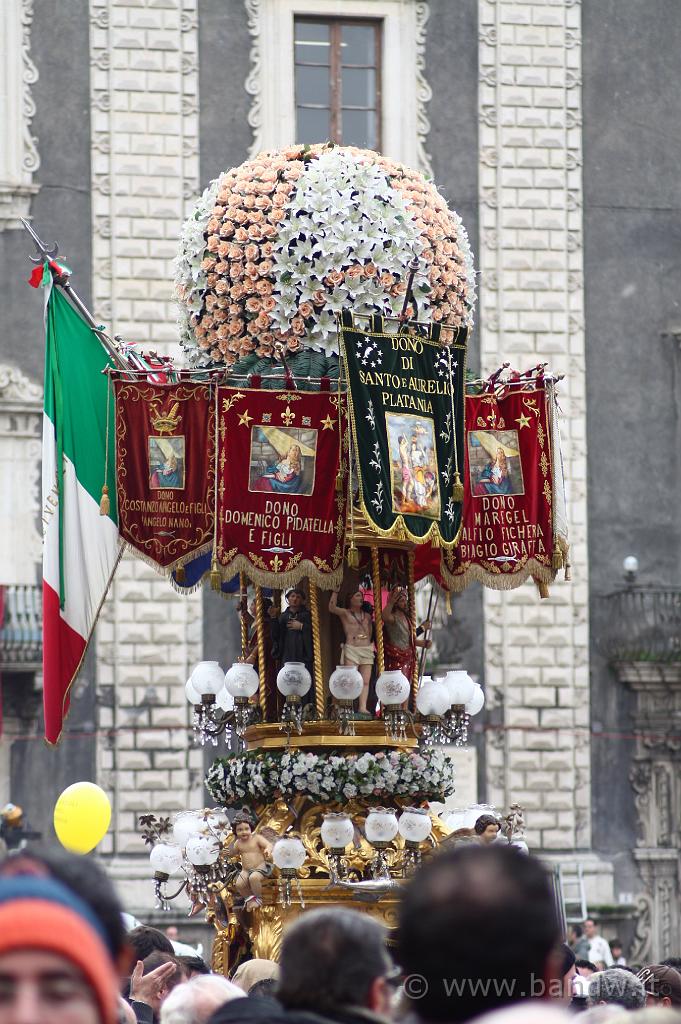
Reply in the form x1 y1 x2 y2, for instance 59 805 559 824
21 219 129 370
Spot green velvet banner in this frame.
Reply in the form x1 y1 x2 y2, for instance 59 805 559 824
339 311 467 546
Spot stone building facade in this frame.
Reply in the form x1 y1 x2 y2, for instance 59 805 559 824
0 0 679 959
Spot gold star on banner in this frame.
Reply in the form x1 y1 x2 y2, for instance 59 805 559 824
238 409 253 427
281 405 295 426
516 413 531 430
321 414 334 430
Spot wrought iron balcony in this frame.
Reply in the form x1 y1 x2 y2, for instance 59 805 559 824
595 585 681 665
0 585 42 670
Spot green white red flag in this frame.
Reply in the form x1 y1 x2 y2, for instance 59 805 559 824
40 268 120 743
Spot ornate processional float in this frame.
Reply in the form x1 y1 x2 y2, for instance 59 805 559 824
35 144 568 969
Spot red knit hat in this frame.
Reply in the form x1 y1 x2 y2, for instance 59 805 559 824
0 877 118 1024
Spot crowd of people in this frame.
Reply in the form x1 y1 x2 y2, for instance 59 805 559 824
0 843 679 1024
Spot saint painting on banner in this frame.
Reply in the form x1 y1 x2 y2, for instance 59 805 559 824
387 413 440 518
149 436 185 490
216 387 347 590
469 430 524 498
249 425 317 496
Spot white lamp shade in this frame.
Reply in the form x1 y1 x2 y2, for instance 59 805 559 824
398 808 433 843
415 679 451 717
172 811 206 848
185 676 201 705
465 683 485 716
216 686 235 712
277 662 312 697
328 665 363 702
190 661 225 697
272 836 306 870
185 833 220 866
149 843 183 875
375 670 410 706
365 807 399 844
443 669 476 706
321 813 355 850
224 662 259 698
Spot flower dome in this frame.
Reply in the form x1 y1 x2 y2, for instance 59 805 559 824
175 144 476 367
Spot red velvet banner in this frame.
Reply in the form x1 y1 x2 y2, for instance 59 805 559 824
216 388 346 589
443 386 556 591
114 381 214 572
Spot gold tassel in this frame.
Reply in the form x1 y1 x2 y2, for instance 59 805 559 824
99 484 110 517
347 543 360 569
536 579 550 600
445 592 452 615
175 565 186 584
431 530 440 549
452 471 464 503
335 472 344 493
210 557 221 591
552 545 563 571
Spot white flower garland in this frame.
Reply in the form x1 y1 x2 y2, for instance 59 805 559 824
206 747 455 808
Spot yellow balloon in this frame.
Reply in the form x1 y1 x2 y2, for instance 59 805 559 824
53 782 111 855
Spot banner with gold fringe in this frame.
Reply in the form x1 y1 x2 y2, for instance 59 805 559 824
114 381 214 573
442 383 567 591
215 387 347 589
339 311 467 548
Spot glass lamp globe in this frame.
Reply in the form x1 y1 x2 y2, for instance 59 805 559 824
172 810 206 848
375 670 410 707
190 661 225 698
365 807 399 844
328 665 363 702
321 813 355 851
149 843 183 876
185 676 201 705
224 662 259 698
511 839 529 855
465 683 485 716
398 807 433 844
272 836 307 870
415 679 451 717
185 833 220 866
443 669 476 706
216 686 235 713
276 662 312 697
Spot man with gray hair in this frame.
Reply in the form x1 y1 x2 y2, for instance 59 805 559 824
160 974 244 1024
588 969 646 1011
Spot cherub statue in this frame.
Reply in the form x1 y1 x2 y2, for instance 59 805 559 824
226 811 274 911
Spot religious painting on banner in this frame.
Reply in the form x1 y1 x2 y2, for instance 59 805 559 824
339 311 467 546
114 381 214 573
216 388 347 589
442 384 567 591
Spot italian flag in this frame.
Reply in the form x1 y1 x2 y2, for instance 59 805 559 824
41 270 120 743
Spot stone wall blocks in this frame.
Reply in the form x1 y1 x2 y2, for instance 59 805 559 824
524 729 559 751
523 686 557 708
154 751 187 770
136 729 171 749
507 707 539 728
150 707 188 728
541 749 575 772
540 829 574 850
118 750 152 771
540 708 576 728
155 793 189 812
525 771 558 791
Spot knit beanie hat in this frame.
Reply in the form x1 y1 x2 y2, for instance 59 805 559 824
0 875 118 1024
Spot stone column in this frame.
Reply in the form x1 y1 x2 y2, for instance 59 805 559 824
89 0 204 914
477 0 590 852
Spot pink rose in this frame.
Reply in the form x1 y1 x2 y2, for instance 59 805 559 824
269 209 285 223
258 259 273 276
256 279 273 296
298 301 313 318
291 317 305 336
206 236 219 253
261 296 276 312
245 296 262 313
255 311 271 330
234 227 249 243
243 194 256 209
363 263 378 278
312 289 326 306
